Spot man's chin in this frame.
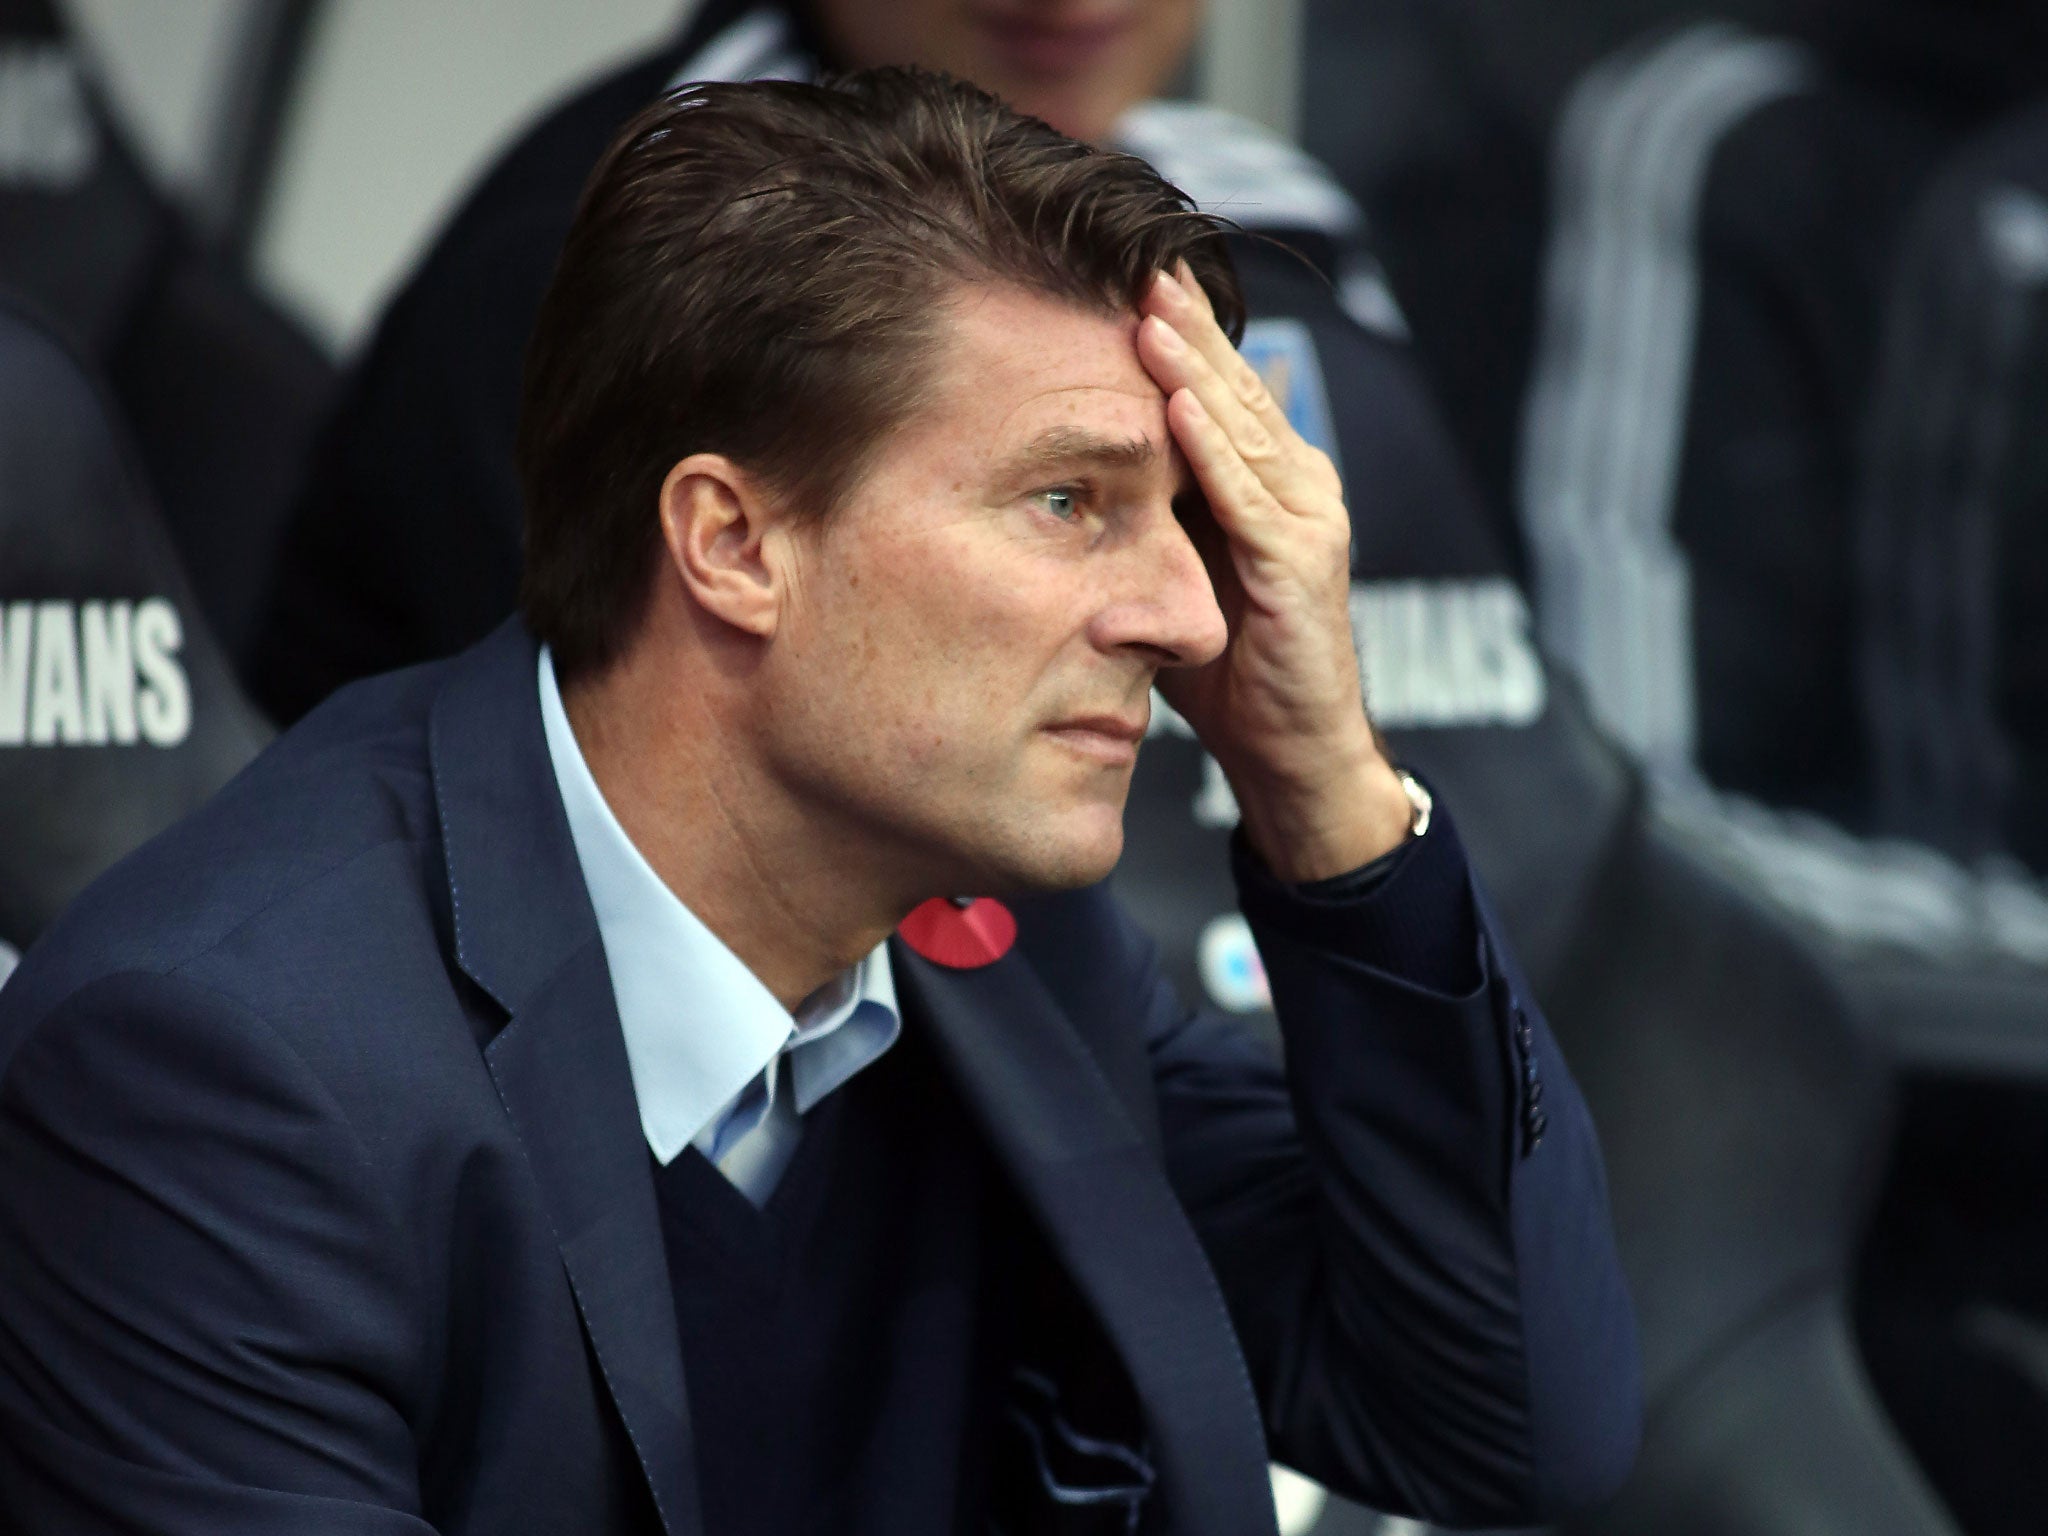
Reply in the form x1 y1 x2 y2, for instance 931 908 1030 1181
970 819 1125 897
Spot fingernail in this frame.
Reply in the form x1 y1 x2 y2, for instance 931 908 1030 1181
1148 315 1185 352
1153 270 1185 303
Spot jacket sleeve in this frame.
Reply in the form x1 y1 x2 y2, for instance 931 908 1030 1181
0 970 436 1535
1145 803 1642 1525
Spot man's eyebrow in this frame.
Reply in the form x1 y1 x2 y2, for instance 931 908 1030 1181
990 426 1160 485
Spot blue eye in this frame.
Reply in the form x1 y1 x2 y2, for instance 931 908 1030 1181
1034 487 1082 521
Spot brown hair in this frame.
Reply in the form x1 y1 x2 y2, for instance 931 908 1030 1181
517 65 1244 678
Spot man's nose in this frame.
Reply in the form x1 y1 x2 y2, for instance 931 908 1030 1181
1091 504 1229 668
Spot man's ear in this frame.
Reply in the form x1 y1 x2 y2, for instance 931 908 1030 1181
657 453 788 638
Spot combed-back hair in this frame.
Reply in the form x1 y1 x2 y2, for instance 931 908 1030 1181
518 65 1244 678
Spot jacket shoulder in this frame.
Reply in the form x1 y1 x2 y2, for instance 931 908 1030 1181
1 659 454 1043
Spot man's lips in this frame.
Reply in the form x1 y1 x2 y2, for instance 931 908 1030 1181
1044 712 1148 763
972 13 1133 77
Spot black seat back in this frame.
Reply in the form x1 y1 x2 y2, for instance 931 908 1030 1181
0 0 334 660
0 296 269 949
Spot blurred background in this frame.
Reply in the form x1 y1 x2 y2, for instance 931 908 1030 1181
5 0 2048 1531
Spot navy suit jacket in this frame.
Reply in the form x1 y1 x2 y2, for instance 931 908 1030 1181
0 623 1639 1535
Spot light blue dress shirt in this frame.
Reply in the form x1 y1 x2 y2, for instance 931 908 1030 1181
538 648 901 1202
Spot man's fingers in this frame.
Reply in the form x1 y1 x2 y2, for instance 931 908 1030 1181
1147 270 1296 444
1167 388 1283 540
1139 313 1331 514
1142 271 1342 503
1141 313 1273 454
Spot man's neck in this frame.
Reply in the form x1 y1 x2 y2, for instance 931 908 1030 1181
561 659 902 1012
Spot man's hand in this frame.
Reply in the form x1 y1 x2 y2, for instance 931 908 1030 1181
1137 265 1412 881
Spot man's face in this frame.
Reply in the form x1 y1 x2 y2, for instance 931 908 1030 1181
811 0 1201 143
756 283 1227 897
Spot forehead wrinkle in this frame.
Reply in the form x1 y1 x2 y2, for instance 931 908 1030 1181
982 367 1170 452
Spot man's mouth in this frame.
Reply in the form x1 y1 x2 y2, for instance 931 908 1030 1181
971 11 1134 78
1043 711 1147 764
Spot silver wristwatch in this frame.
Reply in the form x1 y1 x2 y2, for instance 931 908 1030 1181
1396 769 1433 839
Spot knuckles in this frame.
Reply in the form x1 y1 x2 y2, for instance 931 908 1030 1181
1237 420 1279 460
1230 358 1271 409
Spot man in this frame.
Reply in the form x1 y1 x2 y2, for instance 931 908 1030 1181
226 5 1970 1530
249 0 1411 725
243 0 1557 1023
0 71 1637 1535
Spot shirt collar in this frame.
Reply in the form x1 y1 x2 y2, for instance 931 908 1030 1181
537 647 896 1163
785 945 898 1116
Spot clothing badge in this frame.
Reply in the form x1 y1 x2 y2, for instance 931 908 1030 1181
1197 913 1271 1013
1238 318 1341 477
898 896 1017 968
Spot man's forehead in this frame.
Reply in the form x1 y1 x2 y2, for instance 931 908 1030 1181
930 282 1171 455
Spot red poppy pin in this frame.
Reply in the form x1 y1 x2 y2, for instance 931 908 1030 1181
898 896 1018 969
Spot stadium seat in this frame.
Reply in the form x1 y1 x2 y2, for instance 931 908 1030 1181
0 0 333 661
0 294 270 952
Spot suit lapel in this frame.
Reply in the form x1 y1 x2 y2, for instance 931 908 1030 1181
893 941 1280 1536
430 623 699 1536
